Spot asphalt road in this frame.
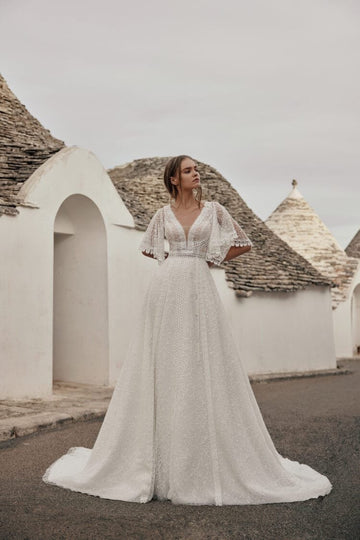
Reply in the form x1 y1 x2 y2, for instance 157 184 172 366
1 360 359 540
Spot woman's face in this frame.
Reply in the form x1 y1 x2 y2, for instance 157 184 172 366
173 157 200 191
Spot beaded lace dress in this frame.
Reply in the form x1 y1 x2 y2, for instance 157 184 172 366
43 201 332 505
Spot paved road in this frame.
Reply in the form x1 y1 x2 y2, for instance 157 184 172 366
1 360 359 540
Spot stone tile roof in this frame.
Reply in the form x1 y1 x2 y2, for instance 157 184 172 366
266 181 359 307
108 158 331 296
345 229 360 259
0 74 65 216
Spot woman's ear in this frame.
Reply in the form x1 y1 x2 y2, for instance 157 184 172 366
170 176 178 185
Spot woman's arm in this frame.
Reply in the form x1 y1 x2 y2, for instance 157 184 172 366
139 208 166 262
206 202 252 266
223 244 251 262
207 244 251 267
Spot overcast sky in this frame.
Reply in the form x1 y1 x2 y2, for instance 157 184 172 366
1 0 359 247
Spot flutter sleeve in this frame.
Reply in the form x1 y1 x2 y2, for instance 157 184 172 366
205 201 253 266
139 207 166 263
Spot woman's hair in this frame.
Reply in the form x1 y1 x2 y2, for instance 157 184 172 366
163 155 202 206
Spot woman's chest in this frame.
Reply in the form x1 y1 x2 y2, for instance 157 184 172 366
164 203 212 246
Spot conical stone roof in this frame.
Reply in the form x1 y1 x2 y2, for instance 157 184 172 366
0 74 65 215
266 180 359 307
108 159 331 297
346 229 360 259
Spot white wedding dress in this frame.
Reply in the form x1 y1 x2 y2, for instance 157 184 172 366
43 200 332 505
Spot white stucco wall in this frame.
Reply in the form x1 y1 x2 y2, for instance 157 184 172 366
333 300 352 358
211 268 336 374
106 226 157 385
0 204 54 399
332 263 360 358
352 284 360 355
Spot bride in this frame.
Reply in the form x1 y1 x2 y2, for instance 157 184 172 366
43 155 332 505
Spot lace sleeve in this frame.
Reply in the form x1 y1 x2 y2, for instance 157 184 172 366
138 207 166 263
205 201 252 265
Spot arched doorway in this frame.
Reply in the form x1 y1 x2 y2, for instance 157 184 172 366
53 194 109 384
351 284 360 356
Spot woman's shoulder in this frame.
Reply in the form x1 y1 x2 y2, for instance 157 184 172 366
204 200 222 206
147 206 166 224
203 200 221 210
153 205 168 214
206 200 224 211
150 204 172 219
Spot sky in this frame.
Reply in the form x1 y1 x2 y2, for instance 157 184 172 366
0 0 359 248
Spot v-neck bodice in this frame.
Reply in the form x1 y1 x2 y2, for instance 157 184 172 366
168 203 207 239
165 201 211 257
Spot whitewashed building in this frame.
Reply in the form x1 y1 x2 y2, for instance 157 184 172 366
0 75 337 400
0 74 145 399
266 180 360 358
346 230 360 355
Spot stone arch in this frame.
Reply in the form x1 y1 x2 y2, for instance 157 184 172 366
351 284 360 356
53 194 109 384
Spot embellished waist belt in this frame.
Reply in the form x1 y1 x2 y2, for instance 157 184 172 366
167 251 206 259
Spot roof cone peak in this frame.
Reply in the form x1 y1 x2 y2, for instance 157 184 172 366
289 178 303 200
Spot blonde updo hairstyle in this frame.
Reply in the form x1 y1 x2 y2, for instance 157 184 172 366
163 155 202 207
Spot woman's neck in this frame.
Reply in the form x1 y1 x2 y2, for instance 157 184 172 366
173 193 197 209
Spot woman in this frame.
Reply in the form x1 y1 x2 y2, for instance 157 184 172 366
43 155 332 505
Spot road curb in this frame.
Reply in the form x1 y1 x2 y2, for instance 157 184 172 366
249 366 351 383
0 408 107 444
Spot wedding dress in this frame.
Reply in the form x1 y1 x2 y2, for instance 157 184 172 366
43 200 332 505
